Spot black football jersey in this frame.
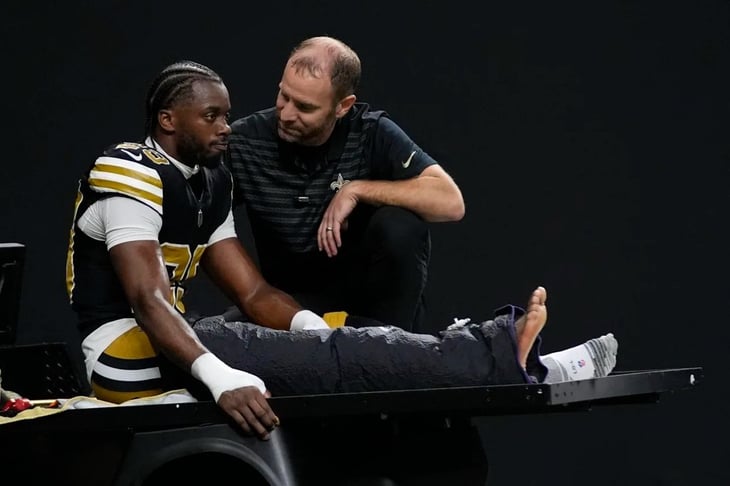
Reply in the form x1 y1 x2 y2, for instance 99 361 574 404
65 142 233 338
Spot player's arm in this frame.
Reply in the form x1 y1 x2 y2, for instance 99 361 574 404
90 147 210 368
90 147 278 437
110 239 278 437
202 226 329 331
202 237 303 329
110 239 205 367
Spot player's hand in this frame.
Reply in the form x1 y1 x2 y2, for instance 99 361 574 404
318 183 358 257
217 386 280 440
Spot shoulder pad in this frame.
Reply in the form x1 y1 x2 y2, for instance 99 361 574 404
88 144 165 214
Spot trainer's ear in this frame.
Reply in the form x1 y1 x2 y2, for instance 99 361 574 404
335 94 356 119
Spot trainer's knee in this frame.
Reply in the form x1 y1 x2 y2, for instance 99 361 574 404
365 206 431 258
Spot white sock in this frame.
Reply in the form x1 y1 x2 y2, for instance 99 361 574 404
541 333 618 383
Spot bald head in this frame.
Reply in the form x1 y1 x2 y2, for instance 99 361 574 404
288 36 361 101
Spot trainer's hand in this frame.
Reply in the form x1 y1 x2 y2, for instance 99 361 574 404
218 387 280 440
318 183 358 257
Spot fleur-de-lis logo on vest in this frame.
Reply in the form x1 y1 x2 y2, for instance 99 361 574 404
329 173 350 192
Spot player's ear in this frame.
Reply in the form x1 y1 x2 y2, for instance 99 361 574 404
157 109 174 132
335 94 356 119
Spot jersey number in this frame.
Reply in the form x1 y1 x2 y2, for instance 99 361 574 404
160 243 206 313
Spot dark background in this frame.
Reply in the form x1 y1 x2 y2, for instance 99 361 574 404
3 1 727 484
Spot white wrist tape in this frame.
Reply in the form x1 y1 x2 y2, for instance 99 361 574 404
290 309 331 331
191 352 266 402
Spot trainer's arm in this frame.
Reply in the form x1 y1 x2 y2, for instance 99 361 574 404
338 164 465 222
202 237 312 330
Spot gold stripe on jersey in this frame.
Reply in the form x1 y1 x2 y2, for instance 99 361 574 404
88 177 163 207
89 156 164 213
94 161 162 188
65 183 84 302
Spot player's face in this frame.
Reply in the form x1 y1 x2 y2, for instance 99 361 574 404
275 63 339 147
173 80 231 168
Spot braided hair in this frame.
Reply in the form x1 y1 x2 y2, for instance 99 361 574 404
143 60 223 138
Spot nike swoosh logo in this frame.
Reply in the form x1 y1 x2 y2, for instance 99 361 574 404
402 150 417 168
121 149 143 161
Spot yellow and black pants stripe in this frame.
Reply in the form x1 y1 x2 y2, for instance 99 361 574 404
89 326 165 403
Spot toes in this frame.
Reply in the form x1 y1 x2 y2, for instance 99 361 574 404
535 286 547 303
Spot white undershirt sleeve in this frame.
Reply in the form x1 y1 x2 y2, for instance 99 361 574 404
78 197 237 249
77 196 161 249
207 209 237 245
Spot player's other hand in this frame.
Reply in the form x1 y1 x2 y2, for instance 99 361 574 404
218 387 280 440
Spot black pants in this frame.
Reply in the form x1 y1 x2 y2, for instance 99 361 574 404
249 205 431 333
192 305 547 397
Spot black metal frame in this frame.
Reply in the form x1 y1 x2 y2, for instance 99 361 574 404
0 242 25 345
1 366 702 432
0 366 703 486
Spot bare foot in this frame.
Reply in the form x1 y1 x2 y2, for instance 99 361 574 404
515 286 548 369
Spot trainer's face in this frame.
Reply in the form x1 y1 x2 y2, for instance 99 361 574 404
172 80 231 168
275 63 339 146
